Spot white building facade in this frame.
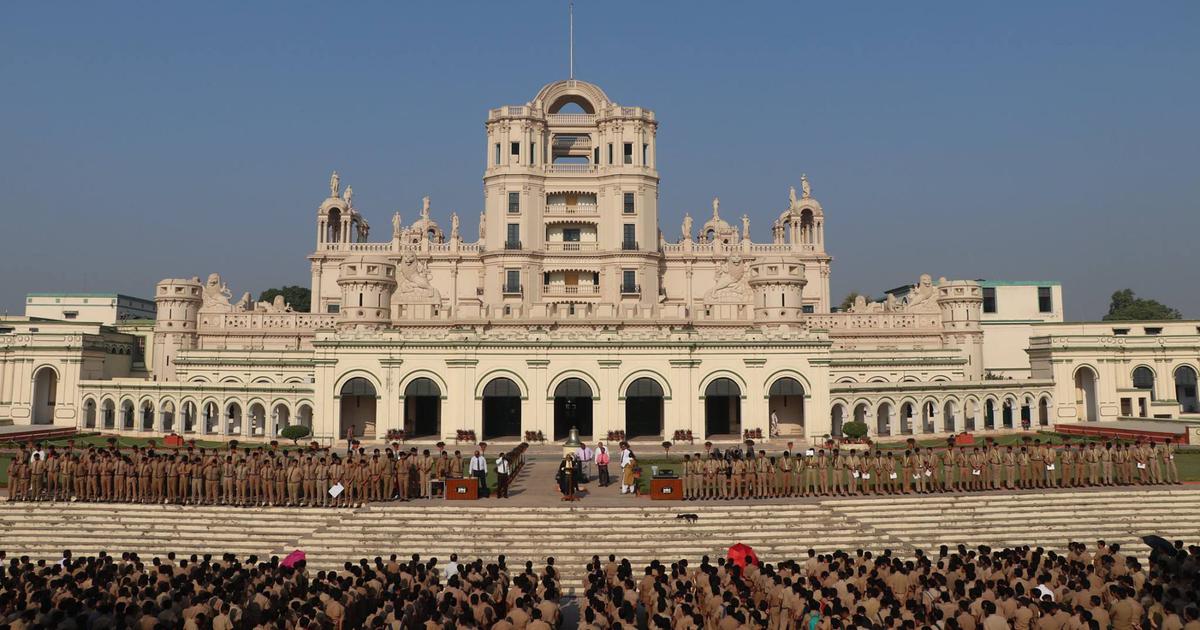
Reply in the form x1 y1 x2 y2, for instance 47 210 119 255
2 79 1198 442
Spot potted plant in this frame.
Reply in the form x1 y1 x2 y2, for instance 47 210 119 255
661 440 673 460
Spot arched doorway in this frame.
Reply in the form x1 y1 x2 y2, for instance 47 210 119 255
876 402 893 437
1175 366 1198 413
1038 397 1050 426
920 401 936 433
203 402 219 434
404 378 441 438
160 400 176 433
853 403 869 426
984 400 996 430
31 367 58 425
482 377 522 440
1001 400 1014 429
297 404 313 430
102 400 115 429
943 400 957 433
625 378 664 439
704 378 741 437
120 400 135 430
182 401 197 433
1132 366 1155 416
899 402 915 435
140 401 155 431
248 403 266 437
226 402 243 436
830 404 845 437
768 378 805 437
1074 366 1099 422
553 378 593 440
83 399 97 429
964 400 978 431
339 378 377 439
271 404 290 436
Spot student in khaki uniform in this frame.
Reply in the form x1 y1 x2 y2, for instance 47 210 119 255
188 456 202 504
394 453 409 501
956 448 972 492
757 452 772 498
315 456 330 506
1060 445 1075 488
681 454 694 499
1163 439 1180 484
1044 444 1059 487
417 450 433 499
900 450 916 494
831 450 846 496
730 456 746 500
285 458 302 505
272 460 287 505
1002 446 1017 490
302 456 317 505
986 445 1002 490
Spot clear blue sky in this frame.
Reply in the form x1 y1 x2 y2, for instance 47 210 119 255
2 1 1197 320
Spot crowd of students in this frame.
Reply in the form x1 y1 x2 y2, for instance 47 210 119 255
1 539 1197 629
674 439 1182 500
4 443 524 506
581 540 1200 629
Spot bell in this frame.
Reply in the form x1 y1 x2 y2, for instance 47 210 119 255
564 427 583 448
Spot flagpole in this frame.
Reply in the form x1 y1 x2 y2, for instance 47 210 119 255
569 1 574 80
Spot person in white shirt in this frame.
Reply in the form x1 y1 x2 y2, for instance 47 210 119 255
619 443 634 494
575 444 595 481
494 452 512 498
469 450 489 497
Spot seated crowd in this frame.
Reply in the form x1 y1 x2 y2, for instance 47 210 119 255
0 540 1197 629
675 439 1181 500
580 540 1200 629
5 444 523 506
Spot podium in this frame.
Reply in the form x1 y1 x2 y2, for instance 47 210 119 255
445 478 479 500
650 478 683 501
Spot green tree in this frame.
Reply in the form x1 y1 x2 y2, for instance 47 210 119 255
258 286 311 313
281 424 311 445
838 291 873 312
1102 289 1182 321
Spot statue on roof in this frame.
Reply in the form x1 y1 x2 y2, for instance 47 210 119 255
742 214 750 242
789 185 797 208
450 212 460 240
682 213 693 241
392 212 402 239
712 196 721 219
479 211 486 241
800 174 811 199
421 195 431 219
343 185 353 207
329 171 340 198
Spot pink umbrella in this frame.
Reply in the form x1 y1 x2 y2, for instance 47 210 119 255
281 550 306 569
726 543 758 569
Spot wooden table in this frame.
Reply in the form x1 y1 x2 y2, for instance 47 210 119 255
445 478 479 500
650 477 683 500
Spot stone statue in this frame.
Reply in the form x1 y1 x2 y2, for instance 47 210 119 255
789 185 797 207
852 294 868 312
903 273 939 311
421 195 431 219
704 255 753 303
255 294 293 313
392 212 402 239
711 196 721 219
357 219 369 242
742 214 750 242
682 213 693 241
772 218 785 244
343 185 353 207
884 293 898 312
236 292 254 312
329 171 340 197
396 251 441 302
478 211 486 241
202 273 233 311
800 174 811 199
450 212 460 240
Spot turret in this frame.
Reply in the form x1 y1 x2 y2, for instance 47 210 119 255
152 277 203 381
336 255 397 330
938 279 985 380
748 256 807 324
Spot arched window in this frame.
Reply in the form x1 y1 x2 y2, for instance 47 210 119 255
626 378 664 398
1132 367 1155 400
340 377 377 397
483 377 521 398
704 378 741 398
405 377 441 398
554 378 593 399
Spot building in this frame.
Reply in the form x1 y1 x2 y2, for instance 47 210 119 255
1 78 1198 439
25 293 156 325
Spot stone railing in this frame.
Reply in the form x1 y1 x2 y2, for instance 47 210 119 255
547 113 596 126
544 203 599 216
198 312 339 331
543 284 601 296
545 242 600 252
546 163 597 173
807 311 942 331
347 242 391 252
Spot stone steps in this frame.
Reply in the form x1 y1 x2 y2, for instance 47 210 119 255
2 488 1198 593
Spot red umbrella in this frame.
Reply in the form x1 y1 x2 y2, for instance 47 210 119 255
726 543 758 568
281 550 306 569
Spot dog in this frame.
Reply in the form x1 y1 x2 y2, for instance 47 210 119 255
676 513 699 524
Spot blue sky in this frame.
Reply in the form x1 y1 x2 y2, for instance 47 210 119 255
1 1 1197 319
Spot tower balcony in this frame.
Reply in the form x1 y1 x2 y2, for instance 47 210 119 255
545 242 600 253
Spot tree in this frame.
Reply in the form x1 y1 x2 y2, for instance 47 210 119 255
281 424 311 445
259 286 311 313
842 421 869 440
838 291 873 312
1102 289 1182 321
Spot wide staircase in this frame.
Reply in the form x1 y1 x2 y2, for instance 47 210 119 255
2 488 1199 593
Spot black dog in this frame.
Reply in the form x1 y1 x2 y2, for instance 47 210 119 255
676 513 699 523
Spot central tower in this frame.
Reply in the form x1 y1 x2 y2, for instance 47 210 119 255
481 79 660 310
